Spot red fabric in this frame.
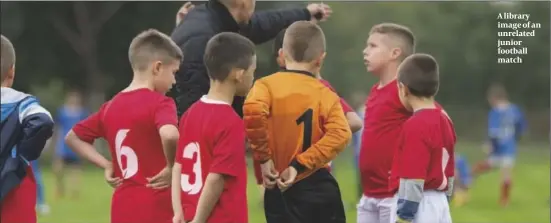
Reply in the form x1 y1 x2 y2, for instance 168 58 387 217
177 98 248 223
1 166 37 223
73 88 177 223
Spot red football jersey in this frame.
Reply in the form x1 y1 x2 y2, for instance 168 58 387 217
73 88 177 223
358 80 411 198
389 109 456 193
177 97 248 223
319 79 354 113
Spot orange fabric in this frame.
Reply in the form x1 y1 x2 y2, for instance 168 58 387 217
244 71 351 182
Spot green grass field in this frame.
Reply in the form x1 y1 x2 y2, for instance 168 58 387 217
37 142 549 223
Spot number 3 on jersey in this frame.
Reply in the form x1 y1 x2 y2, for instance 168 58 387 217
115 130 138 179
181 142 203 195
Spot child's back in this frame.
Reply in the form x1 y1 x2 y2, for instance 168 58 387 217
1 35 54 223
177 97 248 222
72 89 176 222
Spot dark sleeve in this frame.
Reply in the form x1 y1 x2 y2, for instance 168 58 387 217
17 98 54 161
242 8 311 44
172 36 212 117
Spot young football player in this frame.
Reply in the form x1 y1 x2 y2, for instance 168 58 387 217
472 83 527 206
171 32 256 223
0 35 54 223
390 54 455 223
65 29 181 223
453 153 472 207
53 90 88 199
244 21 351 223
357 23 417 223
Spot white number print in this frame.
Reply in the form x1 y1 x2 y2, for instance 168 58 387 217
115 129 139 179
437 148 450 190
181 142 203 195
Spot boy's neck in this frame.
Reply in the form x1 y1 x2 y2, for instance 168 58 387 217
376 61 400 87
494 100 510 108
285 62 318 75
125 73 155 92
409 96 436 112
1 81 12 88
206 80 235 105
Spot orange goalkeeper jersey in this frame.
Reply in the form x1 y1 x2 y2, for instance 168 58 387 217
244 70 351 182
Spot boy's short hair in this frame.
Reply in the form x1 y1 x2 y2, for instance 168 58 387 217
128 29 183 71
204 32 255 81
487 83 508 100
273 29 286 58
370 23 415 60
283 21 326 63
1 35 16 81
398 53 439 98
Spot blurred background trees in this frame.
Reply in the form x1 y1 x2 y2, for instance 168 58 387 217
1 1 549 140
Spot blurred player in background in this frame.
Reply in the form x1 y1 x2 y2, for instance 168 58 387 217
245 21 351 223
1 35 54 223
472 83 527 207
65 29 181 223
52 90 88 199
31 160 49 214
453 153 472 207
390 53 455 223
172 32 255 223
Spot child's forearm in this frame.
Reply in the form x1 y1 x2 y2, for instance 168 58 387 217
193 173 226 222
172 164 184 216
159 125 179 167
65 130 110 169
396 178 425 222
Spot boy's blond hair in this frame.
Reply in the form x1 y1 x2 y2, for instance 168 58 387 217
128 29 183 71
1 35 16 81
283 21 326 63
370 23 415 60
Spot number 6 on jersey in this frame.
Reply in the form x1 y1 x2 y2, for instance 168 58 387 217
115 129 139 179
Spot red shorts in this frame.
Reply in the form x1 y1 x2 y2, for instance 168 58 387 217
110 186 172 223
1 166 37 223
253 160 262 185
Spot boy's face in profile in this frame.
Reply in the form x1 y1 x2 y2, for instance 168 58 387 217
66 92 82 106
235 55 257 96
152 59 180 94
363 33 394 74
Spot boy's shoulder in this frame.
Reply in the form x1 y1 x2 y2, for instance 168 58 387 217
1 87 34 105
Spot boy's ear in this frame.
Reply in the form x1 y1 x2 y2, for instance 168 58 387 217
7 65 15 79
278 48 284 60
390 47 402 60
152 61 162 75
232 68 245 83
314 52 327 67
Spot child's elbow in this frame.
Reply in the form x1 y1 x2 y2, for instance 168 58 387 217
346 112 363 133
160 125 180 144
64 130 77 146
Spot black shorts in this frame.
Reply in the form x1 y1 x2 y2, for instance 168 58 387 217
264 168 346 223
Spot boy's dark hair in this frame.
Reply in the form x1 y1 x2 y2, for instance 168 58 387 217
128 29 183 71
204 32 255 81
487 83 508 100
273 29 286 58
1 35 16 81
397 53 439 98
283 21 326 63
370 23 415 60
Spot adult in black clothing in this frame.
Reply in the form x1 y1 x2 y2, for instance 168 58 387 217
170 0 332 117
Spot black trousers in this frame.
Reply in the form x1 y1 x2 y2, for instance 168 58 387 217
264 168 346 223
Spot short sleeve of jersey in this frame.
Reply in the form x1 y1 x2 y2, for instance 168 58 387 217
72 105 105 144
154 96 178 130
398 120 430 180
339 98 354 113
210 117 246 177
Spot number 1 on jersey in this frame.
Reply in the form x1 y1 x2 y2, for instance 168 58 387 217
296 108 313 152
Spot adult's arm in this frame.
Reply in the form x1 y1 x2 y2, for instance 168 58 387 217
242 8 311 44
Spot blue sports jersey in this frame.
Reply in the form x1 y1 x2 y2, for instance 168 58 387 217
455 154 472 187
488 104 527 155
55 106 88 158
352 107 365 167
